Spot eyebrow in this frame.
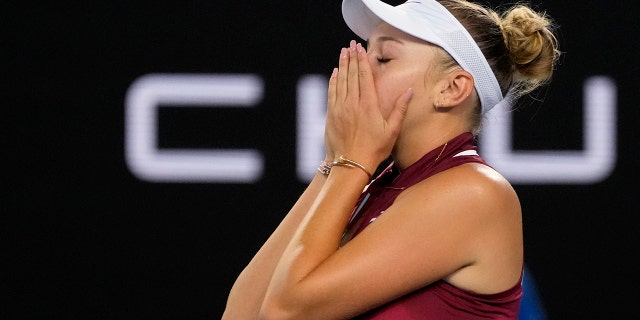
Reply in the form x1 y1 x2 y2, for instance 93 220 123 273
368 36 404 45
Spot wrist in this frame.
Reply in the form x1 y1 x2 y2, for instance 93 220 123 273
317 160 332 176
332 155 373 181
317 155 374 181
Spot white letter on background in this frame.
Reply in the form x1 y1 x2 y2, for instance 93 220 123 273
296 75 328 182
480 76 617 184
125 74 264 183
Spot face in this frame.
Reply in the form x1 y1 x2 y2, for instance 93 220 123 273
366 22 441 121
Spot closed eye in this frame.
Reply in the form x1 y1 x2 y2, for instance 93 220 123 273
377 57 391 63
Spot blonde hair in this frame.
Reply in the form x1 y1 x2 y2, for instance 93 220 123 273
437 0 561 132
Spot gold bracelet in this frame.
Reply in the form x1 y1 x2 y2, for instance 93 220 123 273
317 160 332 175
332 155 373 180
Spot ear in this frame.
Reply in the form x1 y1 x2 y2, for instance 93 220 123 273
436 70 475 109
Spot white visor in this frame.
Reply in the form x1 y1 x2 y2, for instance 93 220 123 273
342 0 504 114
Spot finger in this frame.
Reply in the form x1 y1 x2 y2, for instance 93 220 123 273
327 67 338 110
355 42 375 106
336 47 349 102
347 40 360 99
386 88 413 136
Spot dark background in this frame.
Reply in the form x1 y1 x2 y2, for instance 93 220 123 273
6 0 640 319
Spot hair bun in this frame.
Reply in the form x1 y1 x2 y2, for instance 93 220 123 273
500 6 560 85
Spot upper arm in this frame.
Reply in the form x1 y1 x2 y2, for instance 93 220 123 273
275 164 522 319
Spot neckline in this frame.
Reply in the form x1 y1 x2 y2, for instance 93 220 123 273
385 132 476 189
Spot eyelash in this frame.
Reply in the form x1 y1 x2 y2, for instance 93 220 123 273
377 57 391 63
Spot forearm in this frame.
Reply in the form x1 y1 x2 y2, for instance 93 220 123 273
222 172 328 320
261 166 370 317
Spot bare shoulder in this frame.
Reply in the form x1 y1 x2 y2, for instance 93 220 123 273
398 162 519 210
393 162 523 293
448 162 519 203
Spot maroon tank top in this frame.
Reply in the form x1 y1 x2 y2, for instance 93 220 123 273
342 132 522 319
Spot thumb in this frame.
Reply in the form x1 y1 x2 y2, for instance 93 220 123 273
386 88 412 134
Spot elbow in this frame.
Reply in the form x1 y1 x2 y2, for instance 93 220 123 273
258 302 290 320
258 297 304 320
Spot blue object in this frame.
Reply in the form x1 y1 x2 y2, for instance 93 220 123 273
519 266 547 320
